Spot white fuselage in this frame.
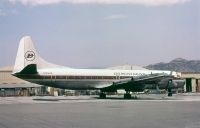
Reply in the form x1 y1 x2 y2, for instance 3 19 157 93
25 68 173 90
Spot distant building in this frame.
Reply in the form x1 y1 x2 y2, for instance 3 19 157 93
0 66 44 96
181 72 200 93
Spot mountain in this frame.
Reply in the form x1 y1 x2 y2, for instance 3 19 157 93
145 58 200 72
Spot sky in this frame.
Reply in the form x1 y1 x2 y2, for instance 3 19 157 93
0 0 199 68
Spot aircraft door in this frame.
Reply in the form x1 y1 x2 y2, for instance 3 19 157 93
115 73 120 80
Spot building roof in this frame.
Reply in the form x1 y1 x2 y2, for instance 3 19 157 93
0 66 13 72
181 72 200 74
181 72 200 79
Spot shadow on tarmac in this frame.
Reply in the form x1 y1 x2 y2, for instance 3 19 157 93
32 95 177 101
33 92 198 102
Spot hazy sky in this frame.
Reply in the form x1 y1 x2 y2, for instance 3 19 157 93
0 0 199 68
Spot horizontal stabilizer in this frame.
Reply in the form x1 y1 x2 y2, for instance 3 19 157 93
14 64 38 75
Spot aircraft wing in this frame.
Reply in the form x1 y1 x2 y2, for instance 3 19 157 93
115 73 172 85
102 73 173 92
131 73 172 83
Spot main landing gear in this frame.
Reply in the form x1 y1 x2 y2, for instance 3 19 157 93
124 91 132 99
99 92 106 99
124 93 131 99
99 91 137 99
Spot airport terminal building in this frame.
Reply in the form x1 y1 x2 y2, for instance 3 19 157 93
0 65 200 96
181 72 200 92
0 66 44 96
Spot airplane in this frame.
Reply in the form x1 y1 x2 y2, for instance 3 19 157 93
12 36 185 99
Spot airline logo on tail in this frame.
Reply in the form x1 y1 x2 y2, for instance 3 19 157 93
25 51 35 61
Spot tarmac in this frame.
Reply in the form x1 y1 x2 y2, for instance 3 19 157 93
0 94 200 128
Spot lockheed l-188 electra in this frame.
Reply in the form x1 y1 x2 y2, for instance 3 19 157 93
12 36 185 99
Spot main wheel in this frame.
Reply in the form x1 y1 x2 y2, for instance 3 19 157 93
99 93 106 99
124 93 131 99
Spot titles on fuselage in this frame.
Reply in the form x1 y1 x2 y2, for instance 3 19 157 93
114 72 146 76
41 71 146 77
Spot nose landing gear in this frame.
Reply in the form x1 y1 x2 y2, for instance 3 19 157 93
168 88 172 97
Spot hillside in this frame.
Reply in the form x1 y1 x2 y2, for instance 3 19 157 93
145 58 200 72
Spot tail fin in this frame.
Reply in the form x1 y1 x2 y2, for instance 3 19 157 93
13 36 61 74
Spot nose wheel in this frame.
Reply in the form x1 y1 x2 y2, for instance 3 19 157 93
168 88 173 97
167 80 173 97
